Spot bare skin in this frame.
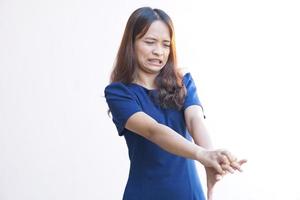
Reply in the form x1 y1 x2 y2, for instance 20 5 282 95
133 20 170 89
185 105 247 200
130 20 247 199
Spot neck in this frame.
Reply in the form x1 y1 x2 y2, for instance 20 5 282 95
133 70 158 89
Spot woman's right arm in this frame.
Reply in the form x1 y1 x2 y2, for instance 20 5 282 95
125 111 229 174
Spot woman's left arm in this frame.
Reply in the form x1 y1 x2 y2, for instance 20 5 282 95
184 105 213 149
184 105 245 200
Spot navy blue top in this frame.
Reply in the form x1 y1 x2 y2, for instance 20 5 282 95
104 73 206 200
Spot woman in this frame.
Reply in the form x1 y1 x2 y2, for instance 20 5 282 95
104 7 246 200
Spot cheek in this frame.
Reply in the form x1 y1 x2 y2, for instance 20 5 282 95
138 46 151 59
164 50 170 59
136 49 145 61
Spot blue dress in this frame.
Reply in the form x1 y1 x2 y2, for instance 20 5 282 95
104 73 206 200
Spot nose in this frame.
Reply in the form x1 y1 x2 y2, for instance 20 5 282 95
152 45 164 56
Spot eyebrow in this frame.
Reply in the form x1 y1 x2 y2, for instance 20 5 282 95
144 37 170 43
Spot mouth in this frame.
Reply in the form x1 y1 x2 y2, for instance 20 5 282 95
147 58 163 66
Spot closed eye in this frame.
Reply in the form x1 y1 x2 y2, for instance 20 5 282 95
145 41 155 45
144 40 170 48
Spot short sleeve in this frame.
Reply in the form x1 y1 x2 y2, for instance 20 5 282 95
182 73 205 117
104 82 142 136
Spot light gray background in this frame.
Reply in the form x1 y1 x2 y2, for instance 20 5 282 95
1 0 300 199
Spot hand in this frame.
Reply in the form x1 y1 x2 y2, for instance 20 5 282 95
196 148 247 175
204 152 247 200
205 166 221 200
219 150 247 173
196 149 231 174
205 159 247 200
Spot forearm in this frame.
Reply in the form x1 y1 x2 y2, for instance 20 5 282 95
148 122 204 162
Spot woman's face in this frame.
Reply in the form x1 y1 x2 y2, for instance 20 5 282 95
134 20 171 75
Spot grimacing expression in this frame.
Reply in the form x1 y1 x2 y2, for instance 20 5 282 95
134 20 171 74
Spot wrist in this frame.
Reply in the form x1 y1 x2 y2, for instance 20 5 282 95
195 146 205 163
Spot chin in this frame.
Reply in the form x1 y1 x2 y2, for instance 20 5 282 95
142 65 161 72
149 67 163 73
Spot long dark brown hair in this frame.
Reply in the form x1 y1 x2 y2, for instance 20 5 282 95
110 7 186 110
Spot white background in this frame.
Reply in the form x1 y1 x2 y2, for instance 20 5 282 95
1 0 300 199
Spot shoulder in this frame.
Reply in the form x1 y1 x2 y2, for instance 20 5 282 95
104 81 132 92
182 72 195 86
183 72 192 80
104 82 136 98
104 82 124 91
177 67 193 81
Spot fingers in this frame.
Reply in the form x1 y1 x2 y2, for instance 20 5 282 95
234 159 248 172
221 163 235 174
239 159 248 165
216 150 235 174
217 149 247 174
230 161 242 172
220 149 237 163
211 162 232 179
215 174 223 181
211 161 224 175
202 148 247 176
218 154 230 165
